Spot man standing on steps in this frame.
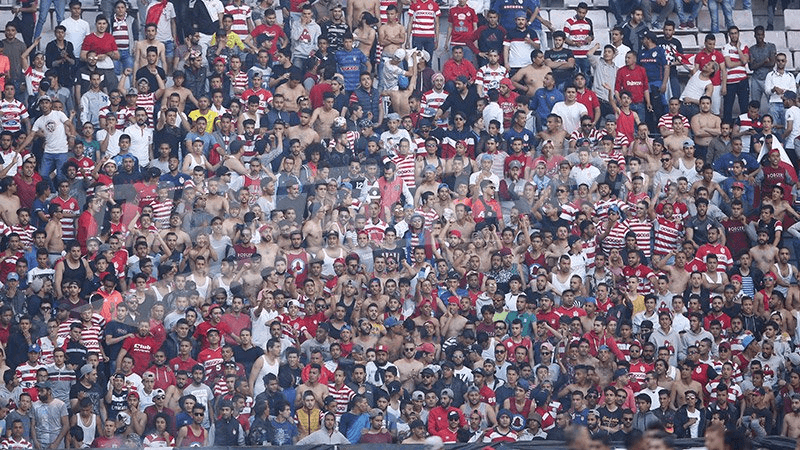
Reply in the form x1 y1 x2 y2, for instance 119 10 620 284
722 26 750 124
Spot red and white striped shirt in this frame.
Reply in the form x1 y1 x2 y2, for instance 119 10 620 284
80 324 103 354
36 335 65 366
112 16 131 50
627 217 653 259
653 215 683 256
582 237 597 269
564 16 593 58
379 0 396 24
415 207 439 231
24 67 45 96
137 93 157 122
224 3 253 40
475 64 508 93
0 99 28 133
10 224 35 251
598 220 630 253
658 113 689 131
421 89 448 113
327 383 355 416
722 43 749 84
151 199 174 229
51 196 79 240
1 436 33 449
15 362 43 390
228 70 249 94
391 153 416 189
98 105 127 129
363 218 387 244
593 198 627 223
409 0 440 38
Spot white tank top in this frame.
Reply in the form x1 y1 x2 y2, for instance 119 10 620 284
320 247 345 278
253 354 280 397
77 414 97 443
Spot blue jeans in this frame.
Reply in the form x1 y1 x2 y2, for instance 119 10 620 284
643 0 676 27
115 49 134 77
677 0 701 23
412 37 436 58
770 101 786 130
723 80 749 123
630 102 647 125
611 0 640 26
575 58 592 85
40 152 69 178
34 0 65 39
708 0 734 33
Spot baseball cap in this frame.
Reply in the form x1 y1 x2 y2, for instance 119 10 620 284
441 388 455 399
28 344 41 353
418 342 435 354
375 345 389 353
683 138 695 147
447 410 460 420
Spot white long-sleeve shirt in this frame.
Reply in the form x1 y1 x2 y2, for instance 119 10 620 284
764 69 796 103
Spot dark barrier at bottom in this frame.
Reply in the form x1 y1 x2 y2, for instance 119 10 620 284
76 437 798 450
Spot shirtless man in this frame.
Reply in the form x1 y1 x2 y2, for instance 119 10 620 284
44 204 65 257
347 0 379 29
393 342 424 392
670 361 704 409
287 109 320 151
382 53 419 117
205 179 229 217
449 204 476 239
0 178 20 226
159 213 193 252
664 116 692 156
274 72 307 113
690 96 721 154
782 394 800 438
256 226 281 268
439 297 468 339
310 93 340 140
294 365 330 409
537 113 569 151
378 5 405 57
133 23 167 74
749 229 779 274
511 49 552 96
162 71 199 112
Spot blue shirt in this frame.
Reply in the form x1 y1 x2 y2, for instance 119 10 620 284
638 46 667 84
31 198 49 230
335 49 368 92
270 418 299 445
492 0 535 33
713 151 759 176
530 86 564 122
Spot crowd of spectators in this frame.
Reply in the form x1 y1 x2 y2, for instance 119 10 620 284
0 0 795 448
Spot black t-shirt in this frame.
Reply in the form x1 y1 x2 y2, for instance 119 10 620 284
70 381 105 416
598 405 623 430
544 47 575 83
134 66 167 93
104 320 136 362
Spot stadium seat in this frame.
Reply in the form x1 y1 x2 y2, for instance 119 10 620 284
594 0 609 6
586 10 608 28
766 30 788 50
564 0 585 8
549 10 574 31
675 34 699 52
787 31 800 50
732 10 754 30
739 32 757 48
785 9 800 31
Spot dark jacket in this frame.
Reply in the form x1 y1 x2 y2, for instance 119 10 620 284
674 405 707 438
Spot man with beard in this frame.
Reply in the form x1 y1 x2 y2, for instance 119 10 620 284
427 389 465 434
365 345 396 388
782 394 800 438
69 365 103 418
32 382 69 449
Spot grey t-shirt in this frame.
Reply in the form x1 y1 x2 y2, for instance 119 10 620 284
33 398 68 446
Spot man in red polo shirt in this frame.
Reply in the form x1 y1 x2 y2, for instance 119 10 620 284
693 33 727 115
116 319 159 375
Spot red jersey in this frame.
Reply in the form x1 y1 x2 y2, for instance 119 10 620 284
121 334 159 374
615 64 649 104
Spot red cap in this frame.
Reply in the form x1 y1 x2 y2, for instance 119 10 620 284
213 56 226 65
448 230 462 238
334 258 345 266
418 342 436 354
732 181 745 189
375 345 389 353
499 78 513 88
769 148 780 155
731 274 742 282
